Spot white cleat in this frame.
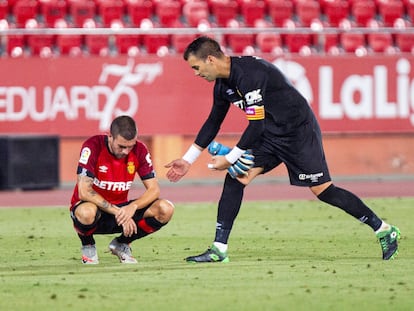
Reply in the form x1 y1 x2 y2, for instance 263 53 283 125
109 238 138 264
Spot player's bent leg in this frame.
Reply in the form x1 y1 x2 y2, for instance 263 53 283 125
71 202 101 264
312 182 400 260
110 199 175 263
236 167 263 186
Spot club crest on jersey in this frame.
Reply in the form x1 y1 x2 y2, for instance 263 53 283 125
127 161 135 174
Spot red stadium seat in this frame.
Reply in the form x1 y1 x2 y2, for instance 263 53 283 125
225 19 255 53
126 0 153 27
367 31 393 52
56 34 83 55
155 0 181 27
140 18 170 53
0 0 8 20
6 34 25 56
395 32 414 53
240 0 266 27
256 32 282 53
27 34 55 56
267 0 294 27
378 0 404 27
171 33 196 53
340 31 366 52
40 0 67 27
13 0 39 27
110 20 141 55
183 1 209 27
407 0 414 25
285 33 313 52
85 35 109 55
210 0 239 27
69 0 96 27
282 18 313 53
98 0 125 27
296 0 321 26
324 0 349 26
351 0 376 27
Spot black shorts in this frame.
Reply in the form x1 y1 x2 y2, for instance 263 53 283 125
70 200 150 235
252 119 331 187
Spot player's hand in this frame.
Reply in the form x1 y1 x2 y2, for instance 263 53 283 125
165 159 191 182
122 218 138 237
118 203 137 221
114 208 129 226
228 151 255 178
207 155 231 171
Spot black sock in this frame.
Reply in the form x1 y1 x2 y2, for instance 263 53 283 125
118 217 166 244
214 174 245 244
78 233 95 246
317 184 383 231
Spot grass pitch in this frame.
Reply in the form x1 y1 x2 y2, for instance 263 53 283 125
0 197 413 311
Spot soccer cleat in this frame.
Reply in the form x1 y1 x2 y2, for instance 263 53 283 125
81 244 99 264
376 225 401 260
109 238 138 264
185 245 229 263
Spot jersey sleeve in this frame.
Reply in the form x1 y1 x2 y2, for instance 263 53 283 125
194 82 231 148
76 135 102 178
135 141 156 180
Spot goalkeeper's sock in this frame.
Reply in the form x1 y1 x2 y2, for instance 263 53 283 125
213 242 228 253
317 184 383 231
214 174 245 244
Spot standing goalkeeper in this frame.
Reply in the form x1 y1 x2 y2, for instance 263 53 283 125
165 36 400 262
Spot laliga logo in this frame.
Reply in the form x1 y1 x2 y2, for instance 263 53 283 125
273 59 313 105
98 59 162 131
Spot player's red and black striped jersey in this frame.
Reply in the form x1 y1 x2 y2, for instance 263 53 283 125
195 56 315 150
70 135 155 209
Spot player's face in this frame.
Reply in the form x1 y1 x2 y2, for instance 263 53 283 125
108 134 137 159
187 55 217 82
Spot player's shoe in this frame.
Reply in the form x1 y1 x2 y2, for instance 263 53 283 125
185 245 229 263
109 238 138 264
81 244 99 264
376 225 401 260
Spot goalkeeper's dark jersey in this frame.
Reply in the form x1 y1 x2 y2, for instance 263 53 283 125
194 56 316 150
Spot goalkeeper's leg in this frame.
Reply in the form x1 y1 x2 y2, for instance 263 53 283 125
214 174 246 245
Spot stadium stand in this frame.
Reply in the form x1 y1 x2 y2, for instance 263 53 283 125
0 0 412 57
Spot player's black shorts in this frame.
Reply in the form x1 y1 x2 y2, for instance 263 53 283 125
70 200 151 235
252 118 331 187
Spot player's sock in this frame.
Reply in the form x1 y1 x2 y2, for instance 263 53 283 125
375 221 391 234
213 241 228 253
118 217 166 244
214 174 245 244
78 233 95 246
317 184 383 231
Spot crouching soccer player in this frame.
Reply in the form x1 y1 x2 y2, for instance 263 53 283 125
70 115 174 264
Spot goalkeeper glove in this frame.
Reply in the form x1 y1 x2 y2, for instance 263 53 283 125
207 141 255 178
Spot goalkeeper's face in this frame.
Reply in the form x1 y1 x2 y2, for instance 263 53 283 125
187 55 218 82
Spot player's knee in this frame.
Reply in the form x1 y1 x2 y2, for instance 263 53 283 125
156 199 174 222
75 204 99 225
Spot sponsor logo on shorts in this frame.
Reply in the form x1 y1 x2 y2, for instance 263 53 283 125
298 172 324 182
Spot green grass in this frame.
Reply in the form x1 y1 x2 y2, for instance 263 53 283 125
0 197 413 311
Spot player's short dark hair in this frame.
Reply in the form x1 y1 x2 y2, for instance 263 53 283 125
110 115 137 140
183 36 224 61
